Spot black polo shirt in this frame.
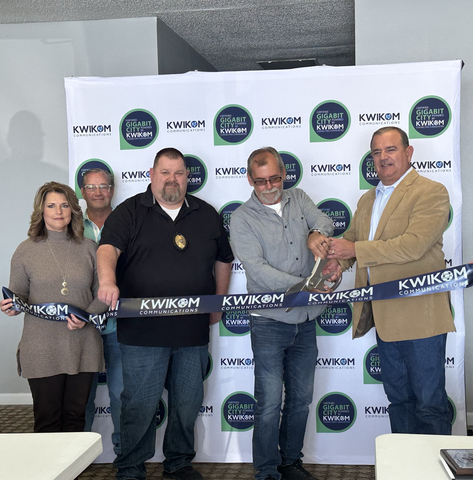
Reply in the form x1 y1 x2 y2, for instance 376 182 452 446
100 186 234 347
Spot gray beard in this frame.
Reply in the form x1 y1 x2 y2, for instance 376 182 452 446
258 186 282 205
161 184 181 203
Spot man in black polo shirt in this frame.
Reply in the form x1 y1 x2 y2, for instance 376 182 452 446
97 147 233 480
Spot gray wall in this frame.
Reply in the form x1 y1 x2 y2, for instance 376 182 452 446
0 15 218 402
157 19 217 74
0 17 159 402
355 0 473 422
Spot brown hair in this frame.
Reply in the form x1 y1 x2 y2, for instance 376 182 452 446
81 168 115 188
28 182 84 241
153 147 186 168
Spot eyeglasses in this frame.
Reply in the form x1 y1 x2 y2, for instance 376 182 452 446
251 175 283 187
83 184 112 192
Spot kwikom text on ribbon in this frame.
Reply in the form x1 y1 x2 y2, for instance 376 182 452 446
3 263 473 331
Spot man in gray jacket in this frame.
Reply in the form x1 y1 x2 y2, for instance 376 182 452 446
229 147 333 480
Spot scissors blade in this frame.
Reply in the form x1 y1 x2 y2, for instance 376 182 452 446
284 279 307 297
284 257 323 312
306 258 329 290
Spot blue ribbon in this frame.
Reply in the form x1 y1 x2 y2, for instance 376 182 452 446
1 289 112 331
3 263 473 329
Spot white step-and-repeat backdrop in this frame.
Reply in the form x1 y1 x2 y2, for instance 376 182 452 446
65 60 463 464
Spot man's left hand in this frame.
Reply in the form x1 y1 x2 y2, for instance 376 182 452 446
323 259 343 282
327 238 356 260
307 231 330 259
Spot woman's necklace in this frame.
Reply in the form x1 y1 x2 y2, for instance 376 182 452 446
47 238 72 296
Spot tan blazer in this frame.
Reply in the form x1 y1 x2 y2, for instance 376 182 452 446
340 169 455 342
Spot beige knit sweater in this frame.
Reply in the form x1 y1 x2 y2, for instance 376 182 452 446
9 230 106 378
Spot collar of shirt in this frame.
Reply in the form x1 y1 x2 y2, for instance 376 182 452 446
251 189 289 214
375 167 412 196
83 210 103 243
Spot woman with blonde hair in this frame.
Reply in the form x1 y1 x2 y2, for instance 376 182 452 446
0 181 105 432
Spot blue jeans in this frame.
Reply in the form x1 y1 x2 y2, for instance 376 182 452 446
250 316 318 480
114 343 208 480
84 330 123 455
376 332 451 434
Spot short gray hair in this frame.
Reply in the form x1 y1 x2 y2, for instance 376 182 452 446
247 147 285 177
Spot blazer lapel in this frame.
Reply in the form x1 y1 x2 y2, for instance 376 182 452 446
360 190 375 241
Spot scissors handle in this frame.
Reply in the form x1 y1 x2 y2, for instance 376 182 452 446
306 258 329 290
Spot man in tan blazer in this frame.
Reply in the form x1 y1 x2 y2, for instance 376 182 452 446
326 126 455 434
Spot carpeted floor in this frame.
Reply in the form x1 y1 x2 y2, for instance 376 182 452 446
0 405 375 479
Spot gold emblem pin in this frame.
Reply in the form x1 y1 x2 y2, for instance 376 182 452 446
174 234 188 251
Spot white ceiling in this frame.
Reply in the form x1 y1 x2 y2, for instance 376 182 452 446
0 0 355 71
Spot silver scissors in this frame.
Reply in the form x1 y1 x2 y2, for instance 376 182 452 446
284 258 342 312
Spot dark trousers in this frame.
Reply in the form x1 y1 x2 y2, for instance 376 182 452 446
376 333 451 434
28 372 94 432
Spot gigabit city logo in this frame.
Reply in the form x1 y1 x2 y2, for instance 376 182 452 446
316 357 355 370
167 119 205 133
358 112 400 126
281 152 303 189
311 163 351 177
75 159 113 199
219 310 250 337
310 100 350 142
317 199 352 237
215 166 247 180
219 201 243 237
121 170 150 184
185 154 207 194
199 405 214 418
409 96 451 139
72 124 111 137
410 159 452 174
214 105 253 146
119 109 158 150
363 345 382 384
359 151 378 190
316 303 352 336
316 392 357 433
364 405 389 420
220 356 254 370
155 398 167 429
261 116 302 130
221 391 255 431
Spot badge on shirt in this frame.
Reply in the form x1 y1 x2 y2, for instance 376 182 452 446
173 234 188 251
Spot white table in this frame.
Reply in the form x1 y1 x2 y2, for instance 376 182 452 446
0 432 102 479
376 433 473 479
